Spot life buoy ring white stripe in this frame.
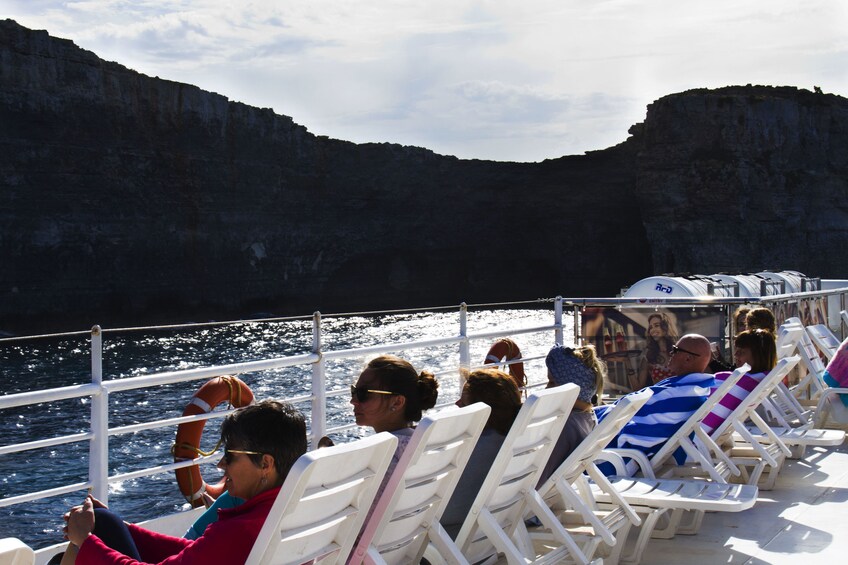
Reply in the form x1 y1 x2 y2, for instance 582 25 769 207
189 397 213 413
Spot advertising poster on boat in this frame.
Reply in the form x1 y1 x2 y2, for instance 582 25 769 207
581 307 724 392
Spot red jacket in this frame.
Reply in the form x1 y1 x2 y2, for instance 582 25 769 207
77 486 280 564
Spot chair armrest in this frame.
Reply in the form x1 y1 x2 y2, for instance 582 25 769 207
595 448 656 478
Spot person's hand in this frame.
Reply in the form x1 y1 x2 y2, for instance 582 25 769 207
66 495 96 547
88 495 108 510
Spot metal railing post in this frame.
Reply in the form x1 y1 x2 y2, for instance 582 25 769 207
554 296 564 344
574 305 581 345
89 325 109 503
310 312 327 447
459 303 469 387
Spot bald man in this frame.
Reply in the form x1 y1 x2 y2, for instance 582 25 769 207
666 334 712 376
595 334 716 474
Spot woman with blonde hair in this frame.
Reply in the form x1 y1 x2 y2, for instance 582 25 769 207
536 344 606 487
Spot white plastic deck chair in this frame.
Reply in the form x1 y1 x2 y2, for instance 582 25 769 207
246 432 398 565
582 370 759 562
448 384 591 565
706 355 801 490
806 323 840 361
751 323 844 455
532 388 653 565
0 538 34 565
348 402 491 565
763 320 822 428
769 319 848 434
810 335 848 429
644 365 748 483
589 449 758 565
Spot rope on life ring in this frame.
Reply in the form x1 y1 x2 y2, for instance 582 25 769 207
484 338 527 393
172 375 254 507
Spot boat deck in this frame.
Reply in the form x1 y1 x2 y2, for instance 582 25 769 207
30 440 848 565
638 440 848 565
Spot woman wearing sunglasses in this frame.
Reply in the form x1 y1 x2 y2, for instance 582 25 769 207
54 400 307 565
350 355 439 506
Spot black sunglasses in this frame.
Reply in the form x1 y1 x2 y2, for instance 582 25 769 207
669 344 701 357
350 384 395 403
222 447 265 465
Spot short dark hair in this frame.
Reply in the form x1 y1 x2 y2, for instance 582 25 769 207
220 399 307 487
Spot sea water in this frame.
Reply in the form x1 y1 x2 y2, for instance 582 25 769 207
0 307 571 549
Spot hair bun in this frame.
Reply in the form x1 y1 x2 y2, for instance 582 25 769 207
416 370 439 410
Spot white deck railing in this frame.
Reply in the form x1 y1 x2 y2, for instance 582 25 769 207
1 291 846 516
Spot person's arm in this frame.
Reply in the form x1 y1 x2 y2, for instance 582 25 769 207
58 543 79 565
184 492 243 540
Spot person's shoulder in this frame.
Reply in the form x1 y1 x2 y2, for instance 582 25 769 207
663 372 713 383
392 427 416 438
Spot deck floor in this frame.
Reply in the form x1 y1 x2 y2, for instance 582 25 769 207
637 440 848 564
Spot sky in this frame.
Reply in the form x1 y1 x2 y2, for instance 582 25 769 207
4 1 847 162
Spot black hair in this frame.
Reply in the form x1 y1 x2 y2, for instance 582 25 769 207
220 399 307 487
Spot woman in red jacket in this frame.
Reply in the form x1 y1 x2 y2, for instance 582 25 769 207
57 399 307 565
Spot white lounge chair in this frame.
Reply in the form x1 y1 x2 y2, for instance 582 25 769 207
705 356 802 490
246 432 398 565
582 370 758 563
0 538 34 565
349 403 491 565
591 450 757 565
770 319 848 432
806 323 840 361
533 388 652 564
642 365 748 483
437 384 593 565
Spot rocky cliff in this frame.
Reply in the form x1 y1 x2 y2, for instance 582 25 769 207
2 20 846 333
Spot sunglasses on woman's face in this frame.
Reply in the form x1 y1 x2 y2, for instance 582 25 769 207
222 448 265 465
350 384 395 403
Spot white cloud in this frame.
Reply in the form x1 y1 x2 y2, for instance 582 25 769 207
4 0 847 161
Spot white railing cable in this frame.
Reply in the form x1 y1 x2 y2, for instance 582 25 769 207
100 353 321 393
0 432 93 456
0 482 92 509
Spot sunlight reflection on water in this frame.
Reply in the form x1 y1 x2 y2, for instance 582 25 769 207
0 307 574 549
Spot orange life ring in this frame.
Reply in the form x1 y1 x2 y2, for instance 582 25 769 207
484 338 527 391
172 376 254 507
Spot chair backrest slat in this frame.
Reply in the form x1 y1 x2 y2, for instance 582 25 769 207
246 432 398 565
455 384 580 564
350 402 491 565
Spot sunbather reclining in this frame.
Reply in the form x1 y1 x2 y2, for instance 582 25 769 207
596 334 715 473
